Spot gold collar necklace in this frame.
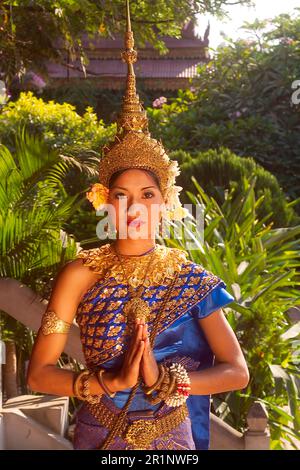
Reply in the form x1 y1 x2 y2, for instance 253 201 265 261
112 243 157 327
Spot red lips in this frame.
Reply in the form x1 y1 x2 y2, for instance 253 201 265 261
127 216 145 227
127 216 137 225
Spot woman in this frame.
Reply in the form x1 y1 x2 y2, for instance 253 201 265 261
26 1 249 450
27 166 249 450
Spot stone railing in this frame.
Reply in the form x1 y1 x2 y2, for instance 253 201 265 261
0 278 270 450
210 401 270 450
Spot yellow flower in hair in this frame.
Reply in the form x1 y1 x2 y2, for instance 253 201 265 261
86 183 109 210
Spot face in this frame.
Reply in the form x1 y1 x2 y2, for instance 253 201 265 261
107 169 165 239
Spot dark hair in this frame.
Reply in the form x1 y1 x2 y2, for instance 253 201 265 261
109 168 161 190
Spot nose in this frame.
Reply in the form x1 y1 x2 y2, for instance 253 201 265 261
126 196 142 216
127 207 141 219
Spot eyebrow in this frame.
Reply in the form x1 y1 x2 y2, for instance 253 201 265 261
111 186 157 190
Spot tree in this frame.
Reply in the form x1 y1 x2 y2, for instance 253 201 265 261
148 11 300 205
0 0 251 86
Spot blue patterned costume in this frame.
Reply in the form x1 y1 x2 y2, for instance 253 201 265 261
74 243 235 450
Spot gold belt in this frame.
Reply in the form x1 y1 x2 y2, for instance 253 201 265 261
86 398 189 449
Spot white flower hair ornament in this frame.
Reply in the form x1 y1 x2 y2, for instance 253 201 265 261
163 184 189 221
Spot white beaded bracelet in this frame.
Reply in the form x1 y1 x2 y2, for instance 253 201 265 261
164 362 191 407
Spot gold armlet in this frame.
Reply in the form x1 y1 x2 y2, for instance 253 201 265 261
41 310 71 335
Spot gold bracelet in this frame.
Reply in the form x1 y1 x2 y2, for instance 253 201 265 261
142 363 166 395
96 369 116 398
82 371 101 404
73 370 100 404
73 370 90 400
145 369 170 405
145 368 177 405
41 310 71 335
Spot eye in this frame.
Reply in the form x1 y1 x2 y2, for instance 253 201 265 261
114 192 127 199
143 191 154 199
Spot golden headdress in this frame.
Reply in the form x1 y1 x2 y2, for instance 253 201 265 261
86 0 187 220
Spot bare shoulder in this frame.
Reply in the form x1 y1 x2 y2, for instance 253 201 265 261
56 256 96 286
46 256 100 323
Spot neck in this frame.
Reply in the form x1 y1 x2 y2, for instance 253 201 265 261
111 238 156 256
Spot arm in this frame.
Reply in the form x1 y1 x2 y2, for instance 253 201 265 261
188 308 250 395
26 259 120 397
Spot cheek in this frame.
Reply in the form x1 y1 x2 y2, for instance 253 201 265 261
145 197 163 222
108 200 125 226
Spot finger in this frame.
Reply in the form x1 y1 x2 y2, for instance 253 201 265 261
129 324 144 360
144 324 151 348
137 323 144 340
135 340 145 361
132 339 145 366
133 321 142 342
131 320 142 343
141 324 150 348
125 321 142 364
127 321 141 351
141 324 148 341
144 336 151 355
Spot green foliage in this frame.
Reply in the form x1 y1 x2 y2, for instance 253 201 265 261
0 91 115 154
0 91 116 201
0 0 251 85
43 79 178 124
170 148 300 228
148 12 300 203
0 92 117 244
43 81 126 123
0 129 82 286
164 176 300 449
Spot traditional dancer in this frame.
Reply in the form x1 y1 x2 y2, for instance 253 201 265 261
27 0 249 450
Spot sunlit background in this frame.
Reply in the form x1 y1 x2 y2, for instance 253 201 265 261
197 0 300 48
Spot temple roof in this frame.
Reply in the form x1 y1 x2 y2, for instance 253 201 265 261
47 19 210 90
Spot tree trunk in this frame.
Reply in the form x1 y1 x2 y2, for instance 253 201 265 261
3 340 18 399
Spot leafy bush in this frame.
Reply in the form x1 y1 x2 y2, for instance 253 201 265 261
43 79 177 124
163 175 300 449
0 91 115 154
170 148 299 228
0 92 116 235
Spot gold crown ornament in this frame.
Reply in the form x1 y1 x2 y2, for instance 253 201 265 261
86 0 188 221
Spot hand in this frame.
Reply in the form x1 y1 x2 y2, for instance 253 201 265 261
139 319 160 388
114 318 145 391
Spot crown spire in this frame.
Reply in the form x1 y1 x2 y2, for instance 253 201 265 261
117 0 149 133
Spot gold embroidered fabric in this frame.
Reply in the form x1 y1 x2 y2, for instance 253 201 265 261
40 310 71 335
75 253 225 367
86 399 189 450
76 243 188 288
